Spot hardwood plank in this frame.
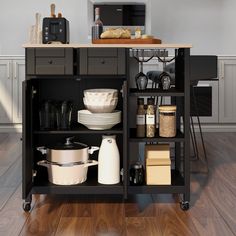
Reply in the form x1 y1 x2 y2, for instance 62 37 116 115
0 187 15 210
0 156 22 187
56 217 93 236
152 194 199 236
92 196 126 236
0 134 21 151
0 185 35 236
19 195 64 236
0 143 21 166
60 196 94 217
0 166 8 177
205 171 236 234
126 217 162 236
186 175 235 236
124 194 156 217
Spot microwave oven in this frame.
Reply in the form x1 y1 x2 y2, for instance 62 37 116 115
93 3 146 33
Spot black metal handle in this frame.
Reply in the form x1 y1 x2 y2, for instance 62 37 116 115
48 60 53 64
101 59 105 64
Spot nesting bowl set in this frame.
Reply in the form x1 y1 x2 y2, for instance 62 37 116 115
78 89 121 130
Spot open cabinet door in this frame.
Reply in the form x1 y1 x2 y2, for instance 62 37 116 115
22 80 33 202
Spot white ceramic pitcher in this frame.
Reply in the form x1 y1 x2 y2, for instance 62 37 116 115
98 135 120 184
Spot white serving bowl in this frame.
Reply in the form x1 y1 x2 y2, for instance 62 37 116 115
83 97 118 105
84 89 118 100
83 97 118 113
77 110 121 130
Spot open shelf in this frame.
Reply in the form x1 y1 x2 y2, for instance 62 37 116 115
129 88 184 97
128 170 184 194
33 167 124 195
34 124 124 135
129 128 184 142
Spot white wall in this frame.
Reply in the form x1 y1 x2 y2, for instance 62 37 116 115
0 0 88 55
0 0 235 55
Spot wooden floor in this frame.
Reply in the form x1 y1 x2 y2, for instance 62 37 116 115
0 133 236 236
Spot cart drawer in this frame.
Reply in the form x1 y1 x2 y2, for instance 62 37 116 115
26 48 73 75
88 57 118 75
35 57 65 75
79 48 125 75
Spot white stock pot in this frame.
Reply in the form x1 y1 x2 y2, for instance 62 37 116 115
37 137 99 164
37 160 98 185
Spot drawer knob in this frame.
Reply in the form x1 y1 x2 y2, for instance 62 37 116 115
101 59 105 64
48 60 53 64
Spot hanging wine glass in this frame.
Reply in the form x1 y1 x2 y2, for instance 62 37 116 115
135 50 148 90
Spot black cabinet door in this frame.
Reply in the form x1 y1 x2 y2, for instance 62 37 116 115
22 80 33 200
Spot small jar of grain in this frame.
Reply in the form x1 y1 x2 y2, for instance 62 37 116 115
159 105 177 137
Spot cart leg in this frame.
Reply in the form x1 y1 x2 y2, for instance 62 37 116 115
23 194 32 212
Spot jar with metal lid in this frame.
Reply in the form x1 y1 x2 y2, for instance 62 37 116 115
159 105 177 137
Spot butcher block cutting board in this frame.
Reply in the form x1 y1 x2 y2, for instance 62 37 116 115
92 38 162 44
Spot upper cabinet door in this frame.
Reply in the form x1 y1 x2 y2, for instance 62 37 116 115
219 59 236 123
0 60 12 123
12 59 25 123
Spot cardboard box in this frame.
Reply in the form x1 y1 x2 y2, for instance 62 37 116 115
145 144 170 159
146 158 171 185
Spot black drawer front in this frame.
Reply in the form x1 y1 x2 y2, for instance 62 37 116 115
26 48 73 75
79 48 126 75
88 57 118 75
35 48 65 57
35 58 65 75
88 48 117 57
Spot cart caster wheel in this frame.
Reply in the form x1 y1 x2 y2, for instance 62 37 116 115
180 201 189 211
23 202 31 212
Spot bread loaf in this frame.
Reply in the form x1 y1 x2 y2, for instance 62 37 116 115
101 28 131 39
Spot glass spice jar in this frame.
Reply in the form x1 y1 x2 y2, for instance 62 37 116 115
146 98 156 137
159 105 177 137
136 98 146 137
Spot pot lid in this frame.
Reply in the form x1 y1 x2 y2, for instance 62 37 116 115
49 138 88 150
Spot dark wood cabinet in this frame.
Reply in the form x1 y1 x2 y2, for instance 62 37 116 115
22 46 191 212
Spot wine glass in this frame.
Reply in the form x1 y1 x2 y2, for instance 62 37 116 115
135 60 148 90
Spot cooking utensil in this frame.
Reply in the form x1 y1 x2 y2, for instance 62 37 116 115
37 159 98 185
50 3 56 17
37 137 99 164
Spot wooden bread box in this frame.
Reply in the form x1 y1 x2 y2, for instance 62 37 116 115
146 158 171 185
145 144 170 159
145 144 171 185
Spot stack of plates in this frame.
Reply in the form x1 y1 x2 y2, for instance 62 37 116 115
78 110 121 130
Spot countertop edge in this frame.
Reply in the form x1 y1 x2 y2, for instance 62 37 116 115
22 43 193 49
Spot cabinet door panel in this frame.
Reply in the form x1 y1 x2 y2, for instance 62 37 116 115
0 60 12 123
219 59 236 123
12 60 25 123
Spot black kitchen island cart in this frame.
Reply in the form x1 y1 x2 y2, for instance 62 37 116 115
22 44 191 212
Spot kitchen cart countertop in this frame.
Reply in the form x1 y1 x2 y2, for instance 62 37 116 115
22 43 192 49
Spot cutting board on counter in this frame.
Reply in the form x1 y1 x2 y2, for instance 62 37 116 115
92 38 162 44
